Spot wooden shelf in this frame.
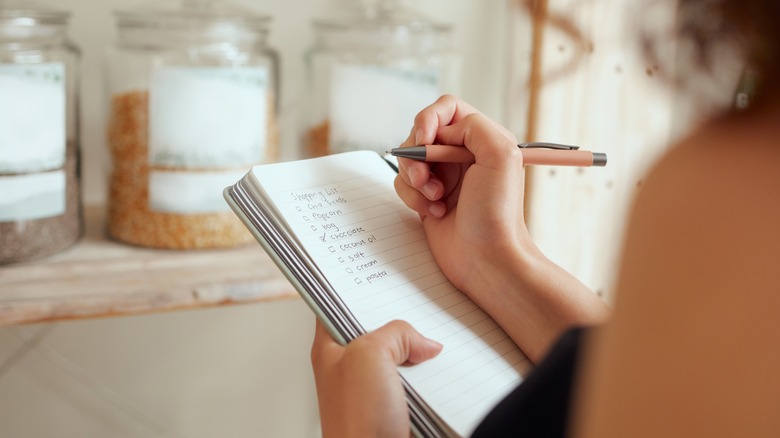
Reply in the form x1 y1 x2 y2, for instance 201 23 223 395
0 206 297 326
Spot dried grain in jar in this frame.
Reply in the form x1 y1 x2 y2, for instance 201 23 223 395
105 0 279 249
106 90 277 249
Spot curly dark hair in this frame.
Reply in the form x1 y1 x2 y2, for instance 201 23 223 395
678 0 779 76
653 0 779 107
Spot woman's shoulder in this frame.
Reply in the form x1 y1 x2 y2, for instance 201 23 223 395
625 107 780 307
573 108 780 437
637 108 780 230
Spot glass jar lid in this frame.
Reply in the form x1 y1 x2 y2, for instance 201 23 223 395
0 0 70 42
115 0 271 46
312 0 450 51
116 0 270 30
0 0 69 22
314 0 449 33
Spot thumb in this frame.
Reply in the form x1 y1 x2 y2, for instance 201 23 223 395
371 320 443 366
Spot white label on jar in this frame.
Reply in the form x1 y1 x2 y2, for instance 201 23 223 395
329 65 441 153
0 63 66 173
148 169 246 214
148 67 269 168
0 170 66 222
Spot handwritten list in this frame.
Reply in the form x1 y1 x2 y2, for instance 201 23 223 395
248 151 531 436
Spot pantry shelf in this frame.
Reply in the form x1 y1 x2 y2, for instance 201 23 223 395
0 206 298 327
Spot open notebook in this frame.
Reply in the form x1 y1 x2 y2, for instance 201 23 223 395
224 150 532 437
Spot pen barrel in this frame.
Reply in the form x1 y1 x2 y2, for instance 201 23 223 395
424 145 475 163
413 144 606 166
520 149 599 167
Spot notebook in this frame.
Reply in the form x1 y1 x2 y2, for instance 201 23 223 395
224 150 532 437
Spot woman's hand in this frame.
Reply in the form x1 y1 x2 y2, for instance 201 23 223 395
311 320 443 438
394 95 609 363
394 95 531 295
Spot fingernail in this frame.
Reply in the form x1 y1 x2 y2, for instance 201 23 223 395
414 128 424 145
422 181 440 199
407 165 420 186
426 338 444 351
428 202 445 218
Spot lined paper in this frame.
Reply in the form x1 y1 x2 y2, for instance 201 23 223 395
249 151 531 436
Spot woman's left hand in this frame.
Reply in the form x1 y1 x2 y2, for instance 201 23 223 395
311 320 443 438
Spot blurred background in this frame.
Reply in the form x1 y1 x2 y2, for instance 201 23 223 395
0 0 508 436
1 0 728 435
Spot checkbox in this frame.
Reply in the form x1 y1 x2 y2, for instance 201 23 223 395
328 246 335 253
338 257 345 263
311 225 317 231
303 216 310 221
346 268 353 274
354 278 362 285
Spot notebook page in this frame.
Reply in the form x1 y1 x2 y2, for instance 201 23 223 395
250 151 532 436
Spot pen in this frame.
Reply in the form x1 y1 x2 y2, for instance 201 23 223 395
387 143 607 167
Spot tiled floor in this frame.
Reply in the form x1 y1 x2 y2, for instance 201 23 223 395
0 300 319 438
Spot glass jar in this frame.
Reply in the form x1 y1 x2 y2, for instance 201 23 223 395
105 0 278 249
0 0 82 264
305 0 459 157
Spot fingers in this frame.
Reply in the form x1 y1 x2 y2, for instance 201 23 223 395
394 173 446 218
395 95 473 210
413 95 481 146
312 319 442 368
395 94 484 181
436 113 521 168
395 154 446 218
394 95 498 218
396 158 445 200
358 320 443 366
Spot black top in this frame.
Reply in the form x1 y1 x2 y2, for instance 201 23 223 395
471 327 587 438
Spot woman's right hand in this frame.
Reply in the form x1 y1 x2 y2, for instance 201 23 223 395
393 95 534 295
394 96 609 362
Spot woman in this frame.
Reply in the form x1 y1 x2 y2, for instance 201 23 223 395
310 0 780 436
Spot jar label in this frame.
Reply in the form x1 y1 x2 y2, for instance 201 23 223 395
329 65 441 153
0 63 66 173
148 169 247 214
0 171 66 222
148 66 269 168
